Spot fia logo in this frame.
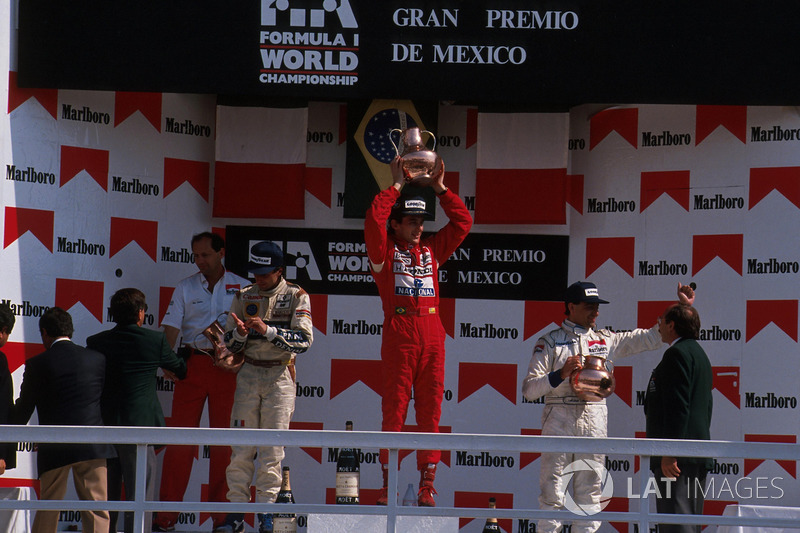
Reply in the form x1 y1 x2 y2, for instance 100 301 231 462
249 240 322 281
261 0 358 29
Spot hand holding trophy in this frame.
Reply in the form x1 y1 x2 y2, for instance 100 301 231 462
199 313 243 373
389 127 444 188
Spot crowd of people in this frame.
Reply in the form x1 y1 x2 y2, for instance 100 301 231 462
0 231 313 533
0 156 712 533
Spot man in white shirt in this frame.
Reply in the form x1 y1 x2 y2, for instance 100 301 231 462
154 232 250 533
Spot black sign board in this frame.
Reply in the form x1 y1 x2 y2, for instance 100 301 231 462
225 226 568 301
17 1 800 105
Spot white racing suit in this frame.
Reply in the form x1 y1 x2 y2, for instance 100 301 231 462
522 319 662 533
223 278 313 503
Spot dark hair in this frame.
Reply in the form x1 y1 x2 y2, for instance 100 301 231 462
110 288 147 325
39 307 74 338
664 303 701 339
0 303 15 334
386 210 405 235
191 231 225 252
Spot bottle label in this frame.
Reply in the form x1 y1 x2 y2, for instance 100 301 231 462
273 514 296 533
335 472 360 497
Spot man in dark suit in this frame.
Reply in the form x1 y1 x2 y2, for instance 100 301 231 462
12 307 116 533
87 288 187 533
0 303 17 476
644 303 713 533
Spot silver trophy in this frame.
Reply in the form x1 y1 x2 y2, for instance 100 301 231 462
389 127 442 185
198 313 243 373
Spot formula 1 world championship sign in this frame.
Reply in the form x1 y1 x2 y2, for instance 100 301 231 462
225 226 568 301
17 1 800 104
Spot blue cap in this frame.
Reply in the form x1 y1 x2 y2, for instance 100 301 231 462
564 281 609 304
391 195 430 218
248 241 283 275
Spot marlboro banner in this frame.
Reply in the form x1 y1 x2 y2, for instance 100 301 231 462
5 71 800 529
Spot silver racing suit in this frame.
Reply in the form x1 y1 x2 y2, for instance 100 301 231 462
223 278 313 503
522 319 662 533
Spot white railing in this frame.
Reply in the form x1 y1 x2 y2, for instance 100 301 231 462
0 425 798 532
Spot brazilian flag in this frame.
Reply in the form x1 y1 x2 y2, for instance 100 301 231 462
343 99 438 219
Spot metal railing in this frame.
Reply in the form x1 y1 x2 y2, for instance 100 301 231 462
0 425 798 532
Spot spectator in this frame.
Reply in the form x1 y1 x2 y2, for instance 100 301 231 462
87 288 187 533
12 307 116 533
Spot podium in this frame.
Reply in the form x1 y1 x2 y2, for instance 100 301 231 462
717 504 800 533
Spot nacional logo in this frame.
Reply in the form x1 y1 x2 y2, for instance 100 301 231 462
562 459 614 515
258 0 359 87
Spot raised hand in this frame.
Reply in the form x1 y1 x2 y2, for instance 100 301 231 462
677 282 695 305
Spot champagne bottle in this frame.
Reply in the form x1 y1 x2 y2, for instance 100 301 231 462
335 420 360 504
273 466 296 533
402 483 417 506
482 497 501 532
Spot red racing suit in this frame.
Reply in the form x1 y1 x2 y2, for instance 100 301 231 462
364 186 472 468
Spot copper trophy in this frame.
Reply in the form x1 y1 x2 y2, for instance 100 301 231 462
389 127 442 185
199 317 243 373
570 355 616 401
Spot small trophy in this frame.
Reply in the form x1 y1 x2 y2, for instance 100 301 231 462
199 315 243 373
570 355 616 401
389 127 442 185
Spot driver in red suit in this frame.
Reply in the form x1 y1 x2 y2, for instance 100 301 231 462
364 157 472 506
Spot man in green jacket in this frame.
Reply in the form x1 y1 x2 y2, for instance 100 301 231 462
644 303 713 533
87 288 187 533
